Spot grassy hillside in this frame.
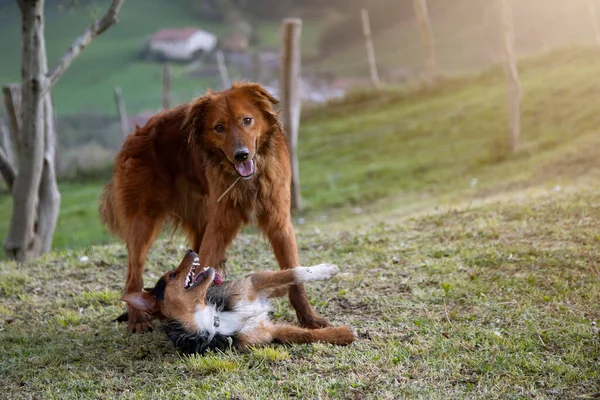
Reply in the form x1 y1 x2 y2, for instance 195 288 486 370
1 41 600 398
1 187 599 398
299 48 600 214
1 0 596 116
2 47 600 251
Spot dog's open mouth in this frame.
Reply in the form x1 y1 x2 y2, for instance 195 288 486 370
184 258 223 290
234 159 255 178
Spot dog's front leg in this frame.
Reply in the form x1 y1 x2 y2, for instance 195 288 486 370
196 208 242 271
258 214 330 329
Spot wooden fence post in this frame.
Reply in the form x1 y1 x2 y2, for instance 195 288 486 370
216 50 231 89
413 0 438 80
499 0 521 152
279 18 303 211
252 49 263 83
162 64 172 109
113 87 129 139
590 0 600 45
361 9 380 88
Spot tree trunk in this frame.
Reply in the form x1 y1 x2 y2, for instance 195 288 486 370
37 94 61 253
0 123 14 167
4 0 125 260
0 124 16 190
4 0 48 260
2 84 23 163
35 12 61 254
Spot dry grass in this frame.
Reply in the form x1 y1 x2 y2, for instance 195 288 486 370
2 47 600 399
1 187 599 399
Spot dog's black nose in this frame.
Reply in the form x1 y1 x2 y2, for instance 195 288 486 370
185 249 193 256
234 149 249 162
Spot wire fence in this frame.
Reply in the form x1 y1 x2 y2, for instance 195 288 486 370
54 42 600 238
41 0 600 176
101 0 599 114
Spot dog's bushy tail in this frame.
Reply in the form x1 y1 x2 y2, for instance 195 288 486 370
99 180 122 238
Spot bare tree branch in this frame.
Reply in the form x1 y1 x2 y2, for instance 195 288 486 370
37 94 60 253
0 145 16 191
44 0 126 93
0 122 15 165
3 84 23 158
16 0 27 13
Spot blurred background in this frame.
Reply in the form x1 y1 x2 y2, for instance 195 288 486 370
1 0 599 251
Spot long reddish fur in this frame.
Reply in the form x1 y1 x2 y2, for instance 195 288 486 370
100 82 326 332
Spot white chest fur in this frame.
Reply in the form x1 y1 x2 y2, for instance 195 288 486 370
193 304 217 340
193 297 272 338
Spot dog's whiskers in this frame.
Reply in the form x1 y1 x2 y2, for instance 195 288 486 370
217 177 241 203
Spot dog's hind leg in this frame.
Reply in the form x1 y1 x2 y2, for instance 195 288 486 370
124 215 162 333
249 270 295 293
269 324 356 346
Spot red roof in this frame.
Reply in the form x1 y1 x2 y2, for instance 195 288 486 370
152 28 201 42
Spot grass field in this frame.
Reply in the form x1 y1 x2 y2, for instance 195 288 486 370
1 187 599 398
1 47 600 398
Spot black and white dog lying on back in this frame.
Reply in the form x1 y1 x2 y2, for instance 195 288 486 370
121 250 356 353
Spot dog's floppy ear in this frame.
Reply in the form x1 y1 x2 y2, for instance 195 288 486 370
239 82 281 127
241 82 279 105
121 292 158 314
182 93 212 137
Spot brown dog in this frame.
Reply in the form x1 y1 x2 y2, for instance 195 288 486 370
100 82 328 332
122 250 356 353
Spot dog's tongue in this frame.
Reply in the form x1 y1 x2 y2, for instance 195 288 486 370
193 269 223 286
234 159 254 177
214 272 223 286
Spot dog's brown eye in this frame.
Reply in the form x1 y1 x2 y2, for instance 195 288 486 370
214 124 225 134
242 117 252 126
169 272 176 280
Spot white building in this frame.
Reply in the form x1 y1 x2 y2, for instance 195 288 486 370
149 28 217 62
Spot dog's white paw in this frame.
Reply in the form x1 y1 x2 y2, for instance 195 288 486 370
295 263 339 282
